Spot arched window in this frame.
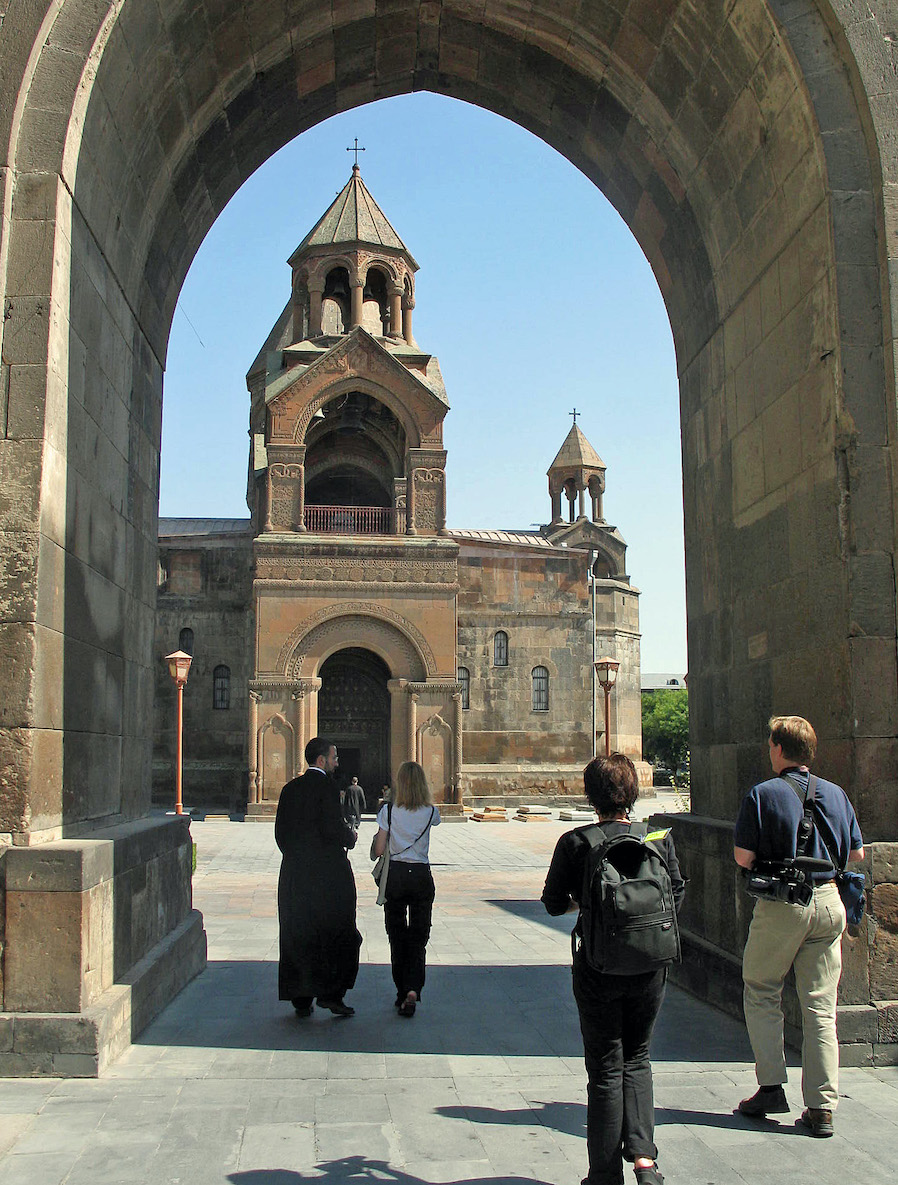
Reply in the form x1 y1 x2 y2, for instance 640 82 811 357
179 627 194 655
213 665 231 710
532 666 549 711
458 667 470 710
493 631 508 667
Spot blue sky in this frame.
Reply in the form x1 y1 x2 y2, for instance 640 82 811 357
160 93 687 672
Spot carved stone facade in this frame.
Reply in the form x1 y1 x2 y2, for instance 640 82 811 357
153 170 643 814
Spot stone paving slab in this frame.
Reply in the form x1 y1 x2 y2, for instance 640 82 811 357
0 811 895 1184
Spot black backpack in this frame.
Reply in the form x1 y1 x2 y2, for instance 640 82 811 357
577 822 681 975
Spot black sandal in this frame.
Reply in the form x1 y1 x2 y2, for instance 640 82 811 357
398 991 417 1018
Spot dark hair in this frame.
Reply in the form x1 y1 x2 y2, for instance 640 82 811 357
768 715 816 763
304 736 334 766
583 753 639 815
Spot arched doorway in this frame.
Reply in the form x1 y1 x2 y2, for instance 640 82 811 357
3 0 898 1071
318 648 391 808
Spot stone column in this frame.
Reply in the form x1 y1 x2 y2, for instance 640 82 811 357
296 463 306 532
388 287 403 338
452 692 463 804
550 484 563 525
350 278 363 327
248 691 261 803
291 689 304 777
309 283 323 336
578 481 586 519
408 692 418 761
264 468 274 533
403 296 415 344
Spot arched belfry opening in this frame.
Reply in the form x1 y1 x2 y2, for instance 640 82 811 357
2 1 896 1072
318 648 391 803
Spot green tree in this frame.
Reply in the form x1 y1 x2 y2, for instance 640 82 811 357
641 689 689 772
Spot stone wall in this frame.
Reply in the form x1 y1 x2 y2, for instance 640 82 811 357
153 531 253 812
457 541 642 792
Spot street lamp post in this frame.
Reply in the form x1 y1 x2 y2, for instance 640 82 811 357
164 649 193 815
594 657 621 757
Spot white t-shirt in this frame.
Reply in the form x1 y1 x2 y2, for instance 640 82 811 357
376 803 441 863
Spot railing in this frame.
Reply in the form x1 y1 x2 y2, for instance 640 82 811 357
303 504 393 535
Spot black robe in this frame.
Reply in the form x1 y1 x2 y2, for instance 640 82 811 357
275 769 361 1001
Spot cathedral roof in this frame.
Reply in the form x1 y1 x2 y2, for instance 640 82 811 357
290 166 417 264
548 424 606 474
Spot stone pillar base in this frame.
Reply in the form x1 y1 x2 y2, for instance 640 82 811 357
0 815 206 1076
0 909 206 1076
245 802 278 821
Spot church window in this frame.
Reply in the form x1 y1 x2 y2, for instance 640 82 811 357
532 666 549 711
458 667 470 710
213 665 231 710
493 631 508 667
179 627 194 655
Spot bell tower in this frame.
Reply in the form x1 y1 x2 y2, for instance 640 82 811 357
243 167 461 817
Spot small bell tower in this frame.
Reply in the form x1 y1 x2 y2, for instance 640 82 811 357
547 412 607 526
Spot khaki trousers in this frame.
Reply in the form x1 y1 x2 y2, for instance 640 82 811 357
742 882 845 1110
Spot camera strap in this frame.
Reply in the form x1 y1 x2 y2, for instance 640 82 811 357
782 772 816 859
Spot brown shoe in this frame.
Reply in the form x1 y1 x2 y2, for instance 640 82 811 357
738 1086 789 1116
799 1108 834 1137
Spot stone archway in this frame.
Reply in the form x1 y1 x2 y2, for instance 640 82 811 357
319 648 392 804
2 2 897 1071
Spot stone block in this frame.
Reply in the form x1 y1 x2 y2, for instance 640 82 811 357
839 1042 874 1067
836 1003 878 1042
52 1052 99 1076
872 1041 898 1066
5 840 113 892
5 889 85 1012
12 1014 99 1055
871 842 898 885
848 636 898 739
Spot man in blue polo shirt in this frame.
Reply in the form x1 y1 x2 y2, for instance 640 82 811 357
733 716 863 1137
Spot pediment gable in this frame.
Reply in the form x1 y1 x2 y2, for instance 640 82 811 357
266 329 447 446
546 519 628 574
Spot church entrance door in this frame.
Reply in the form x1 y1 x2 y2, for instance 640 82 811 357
318 648 391 809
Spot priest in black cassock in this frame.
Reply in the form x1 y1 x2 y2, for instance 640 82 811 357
275 737 361 1017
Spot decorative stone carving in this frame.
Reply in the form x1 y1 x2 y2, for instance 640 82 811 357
268 463 303 531
277 602 437 677
411 468 445 534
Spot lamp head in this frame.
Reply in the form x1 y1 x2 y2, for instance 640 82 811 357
594 657 620 688
165 649 193 684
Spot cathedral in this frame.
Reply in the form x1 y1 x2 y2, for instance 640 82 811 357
153 167 644 814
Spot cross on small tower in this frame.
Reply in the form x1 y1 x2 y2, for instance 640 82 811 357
570 408 580 425
346 138 366 167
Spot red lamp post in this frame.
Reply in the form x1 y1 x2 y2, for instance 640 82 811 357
594 657 621 757
164 649 193 815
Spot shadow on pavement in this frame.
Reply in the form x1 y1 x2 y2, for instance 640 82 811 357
228 1158 555 1184
483 899 577 933
137 958 756 1068
436 1100 586 1138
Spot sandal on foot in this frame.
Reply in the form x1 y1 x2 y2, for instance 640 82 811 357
398 991 417 1018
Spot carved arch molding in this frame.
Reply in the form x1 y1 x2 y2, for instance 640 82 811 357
278 603 434 680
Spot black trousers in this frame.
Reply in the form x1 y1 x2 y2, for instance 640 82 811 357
383 861 435 999
572 962 667 1185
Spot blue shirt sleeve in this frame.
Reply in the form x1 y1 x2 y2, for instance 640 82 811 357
733 788 761 851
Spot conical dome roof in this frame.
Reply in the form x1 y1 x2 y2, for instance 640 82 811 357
548 424 606 474
289 165 417 265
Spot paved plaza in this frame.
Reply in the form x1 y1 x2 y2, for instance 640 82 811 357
0 798 895 1184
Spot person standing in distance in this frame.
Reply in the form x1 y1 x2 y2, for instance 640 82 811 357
734 716 864 1136
275 737 361 1018
343 776 366 828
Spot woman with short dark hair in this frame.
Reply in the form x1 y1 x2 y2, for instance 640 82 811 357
542 754 685 1185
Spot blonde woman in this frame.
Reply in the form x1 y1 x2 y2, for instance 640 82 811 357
372 761 441 1017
